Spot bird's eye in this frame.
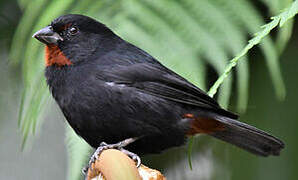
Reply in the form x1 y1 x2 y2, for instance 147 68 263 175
69 27 78 35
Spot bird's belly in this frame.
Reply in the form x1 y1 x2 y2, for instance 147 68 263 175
58 85 190 154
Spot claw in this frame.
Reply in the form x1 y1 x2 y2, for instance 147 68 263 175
82 137 141 175
120 149 142 168
82 166 88 175
134 155 141 167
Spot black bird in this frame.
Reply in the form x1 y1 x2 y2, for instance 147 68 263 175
32 14 284 166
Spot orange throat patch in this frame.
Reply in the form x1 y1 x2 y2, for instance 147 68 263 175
45 45 72 67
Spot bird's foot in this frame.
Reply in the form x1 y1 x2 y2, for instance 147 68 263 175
120 148 141 167
82 137 141 175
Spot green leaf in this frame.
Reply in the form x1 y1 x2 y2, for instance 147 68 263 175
208 0 298 97
181 0 249 111
190 0 298 167
65 125 92 180
9 0 48 65
211 0 282 100
261 0 294 54
187 137 194 170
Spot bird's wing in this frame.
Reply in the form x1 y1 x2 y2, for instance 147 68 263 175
97 63 238 119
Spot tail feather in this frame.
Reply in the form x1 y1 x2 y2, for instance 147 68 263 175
211 116 284 156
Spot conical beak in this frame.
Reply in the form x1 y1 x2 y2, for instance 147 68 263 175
32 26 63 45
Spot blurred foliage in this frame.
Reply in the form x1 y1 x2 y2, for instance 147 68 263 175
0 0 21 48
65 125 92 180
6 0 298 179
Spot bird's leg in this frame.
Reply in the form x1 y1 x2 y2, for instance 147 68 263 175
83 137 141 174
89 137 139 165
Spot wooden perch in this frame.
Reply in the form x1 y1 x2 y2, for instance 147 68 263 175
86 149 166 180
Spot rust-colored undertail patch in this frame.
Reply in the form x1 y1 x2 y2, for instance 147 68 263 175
184 114 225 135
45 45 72 67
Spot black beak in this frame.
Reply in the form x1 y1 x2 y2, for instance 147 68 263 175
32 26 63 45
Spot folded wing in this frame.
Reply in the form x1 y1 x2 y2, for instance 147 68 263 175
97 63 238 119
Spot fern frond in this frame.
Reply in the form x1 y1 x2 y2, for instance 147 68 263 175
121 0 207 89
187 0 298 166
212 0 285 100
208 0 298 97
261 0 294 54
181 0 249 111
142 0 233 106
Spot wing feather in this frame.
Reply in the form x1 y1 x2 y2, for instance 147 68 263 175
97 63 238 119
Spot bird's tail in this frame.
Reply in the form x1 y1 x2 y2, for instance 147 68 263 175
187 114 284 156
209 116 285 156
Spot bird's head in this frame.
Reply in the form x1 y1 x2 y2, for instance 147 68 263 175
33 14 115 67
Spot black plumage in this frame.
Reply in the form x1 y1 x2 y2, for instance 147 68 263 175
34 14 284 156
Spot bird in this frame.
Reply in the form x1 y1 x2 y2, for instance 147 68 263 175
32 14 284 167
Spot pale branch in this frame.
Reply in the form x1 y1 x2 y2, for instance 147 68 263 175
85 149 166 180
